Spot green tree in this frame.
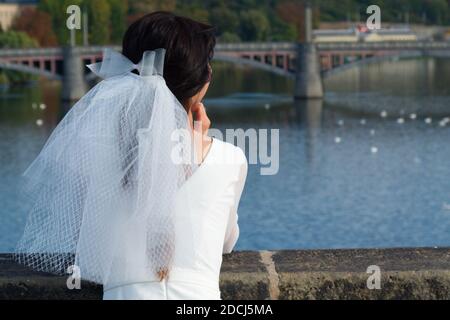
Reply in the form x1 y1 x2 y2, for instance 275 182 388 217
129 0 176 15
269 16 297 41
175 4 209 23
84 0 111 45
423 0 449 25
220 32 241 43
108 0 128 44
210 6 239 35
239 10 270 41
12 7 58 47
0 31 38 48
0 31 38 84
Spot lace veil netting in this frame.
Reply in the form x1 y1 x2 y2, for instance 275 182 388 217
14 48 197 286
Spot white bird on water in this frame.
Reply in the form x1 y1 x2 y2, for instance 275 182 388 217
439 117 450 127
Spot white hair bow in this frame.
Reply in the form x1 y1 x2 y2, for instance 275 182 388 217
87 48 166 79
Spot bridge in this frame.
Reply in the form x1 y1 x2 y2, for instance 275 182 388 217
1 41 449 79
215 41 450 78
0 41 449 99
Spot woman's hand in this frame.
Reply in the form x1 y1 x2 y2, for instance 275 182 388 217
190 102 212 164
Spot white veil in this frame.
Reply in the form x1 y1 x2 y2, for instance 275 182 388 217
14 48 196 286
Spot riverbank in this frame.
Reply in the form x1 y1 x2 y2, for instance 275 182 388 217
1 248 449 299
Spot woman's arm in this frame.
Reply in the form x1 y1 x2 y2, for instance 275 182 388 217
223 155 248 254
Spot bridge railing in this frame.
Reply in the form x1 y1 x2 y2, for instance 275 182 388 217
0 46 121 58
0 47 62 57
215 42 297 51
317 41 450 51
0 41 449 58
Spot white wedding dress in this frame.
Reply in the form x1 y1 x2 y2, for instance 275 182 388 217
103 137 248 300
13 48 247 301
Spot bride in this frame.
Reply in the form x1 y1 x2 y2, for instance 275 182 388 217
14 11 247 300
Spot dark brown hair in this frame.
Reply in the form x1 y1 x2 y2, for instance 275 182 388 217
122 11 216 107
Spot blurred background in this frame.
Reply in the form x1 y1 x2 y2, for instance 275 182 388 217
1 0 450 252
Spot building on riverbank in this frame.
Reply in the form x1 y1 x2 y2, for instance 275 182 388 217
313 25 418 43
0 0 37 31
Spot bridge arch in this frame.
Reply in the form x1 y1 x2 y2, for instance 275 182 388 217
322 50 450 79
215 46 450 81
213 54 294 79
322 51 422 78
0 62 61 80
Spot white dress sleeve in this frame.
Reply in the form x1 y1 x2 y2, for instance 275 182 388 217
223 152 248 254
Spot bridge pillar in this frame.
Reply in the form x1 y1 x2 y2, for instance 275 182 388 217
61 46 87 101
294 1 324 99
295 43 324 99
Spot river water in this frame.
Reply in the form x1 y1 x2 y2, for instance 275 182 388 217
1 57 450 252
